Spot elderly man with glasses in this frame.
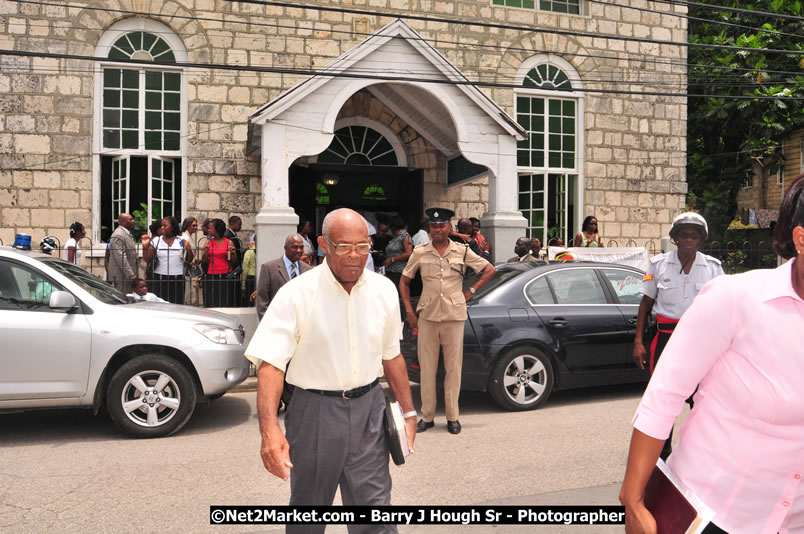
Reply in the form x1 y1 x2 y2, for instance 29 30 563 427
399 207 495 435
245 208 416 533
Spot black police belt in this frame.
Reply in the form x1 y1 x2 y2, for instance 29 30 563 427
303 378 380 399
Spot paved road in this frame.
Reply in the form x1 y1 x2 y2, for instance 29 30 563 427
0 382 661 533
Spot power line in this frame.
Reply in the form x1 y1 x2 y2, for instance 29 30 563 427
655 0 804 23
223 0 804 55
4 63 706 89
18 64 804 95
8 0 804 82
8 0 804 57
10 19 804 83
587 0 804 41
6 47 804 100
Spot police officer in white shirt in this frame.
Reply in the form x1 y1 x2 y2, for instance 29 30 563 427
633 212 723 459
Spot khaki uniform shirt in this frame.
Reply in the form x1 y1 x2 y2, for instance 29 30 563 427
402 240 490 322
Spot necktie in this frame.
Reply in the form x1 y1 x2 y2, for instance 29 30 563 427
290 263 297 279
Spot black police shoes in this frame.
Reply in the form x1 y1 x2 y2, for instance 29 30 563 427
416 419 435 433
447 420 461 434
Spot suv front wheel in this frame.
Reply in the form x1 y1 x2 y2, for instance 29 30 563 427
106 355 197 438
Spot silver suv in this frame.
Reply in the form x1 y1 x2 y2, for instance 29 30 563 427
0 246 249 438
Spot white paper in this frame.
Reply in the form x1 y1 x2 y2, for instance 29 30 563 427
389 401 410 458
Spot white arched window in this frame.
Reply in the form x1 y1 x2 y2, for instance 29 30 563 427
313 117 407 167
515 55 584 244
93 19 187 239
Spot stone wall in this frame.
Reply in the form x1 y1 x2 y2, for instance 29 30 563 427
0 0 687 250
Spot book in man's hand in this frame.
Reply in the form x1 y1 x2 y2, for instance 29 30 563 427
383 398 410 466
644 458 715 534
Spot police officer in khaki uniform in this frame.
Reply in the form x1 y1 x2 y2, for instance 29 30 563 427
400 208 495 435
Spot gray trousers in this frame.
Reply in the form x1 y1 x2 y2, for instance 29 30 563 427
285 385 397 534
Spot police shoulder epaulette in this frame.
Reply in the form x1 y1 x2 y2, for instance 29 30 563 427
649 253 666 264
705 255 722 265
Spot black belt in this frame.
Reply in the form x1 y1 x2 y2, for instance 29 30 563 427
304 378 380 399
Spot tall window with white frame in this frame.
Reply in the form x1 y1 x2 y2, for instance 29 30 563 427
491 0 581 15
99 29 183 240
516 63 579 245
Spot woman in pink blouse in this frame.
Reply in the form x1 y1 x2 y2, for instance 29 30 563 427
620 174 804 534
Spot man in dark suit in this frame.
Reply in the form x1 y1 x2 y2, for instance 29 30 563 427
108 213 141 292
507 237 539 263
255 234 312 321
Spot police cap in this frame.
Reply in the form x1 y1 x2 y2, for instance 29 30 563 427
424 207 455 224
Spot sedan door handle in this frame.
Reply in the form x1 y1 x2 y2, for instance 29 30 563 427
549 318 568 328
627 317 638 325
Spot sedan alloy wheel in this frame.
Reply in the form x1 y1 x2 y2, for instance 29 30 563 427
489 348 554 411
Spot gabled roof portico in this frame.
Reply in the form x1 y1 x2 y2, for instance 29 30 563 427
251 19 527 266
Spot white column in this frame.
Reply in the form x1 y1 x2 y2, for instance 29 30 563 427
482 134 527 263
254 122 299 271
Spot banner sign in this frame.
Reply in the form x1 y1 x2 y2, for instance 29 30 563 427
548 247 650 272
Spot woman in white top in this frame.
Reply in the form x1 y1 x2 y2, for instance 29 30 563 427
143 216 193 304
63 221 86 265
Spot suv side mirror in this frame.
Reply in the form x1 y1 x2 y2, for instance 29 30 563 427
49 290 78 312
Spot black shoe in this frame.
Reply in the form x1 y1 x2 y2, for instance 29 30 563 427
447 420 461 434
416 419 434 433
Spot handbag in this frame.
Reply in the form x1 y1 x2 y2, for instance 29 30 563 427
224 265 243 280
184 264 203 279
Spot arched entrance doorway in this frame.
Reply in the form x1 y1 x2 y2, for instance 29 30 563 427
249 20 526 269
289 121 422 237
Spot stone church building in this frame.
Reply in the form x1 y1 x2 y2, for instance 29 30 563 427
0 0 688 265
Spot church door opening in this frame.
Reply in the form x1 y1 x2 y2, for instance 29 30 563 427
289 163 423 236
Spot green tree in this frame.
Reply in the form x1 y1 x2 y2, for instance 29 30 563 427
687 0 804 239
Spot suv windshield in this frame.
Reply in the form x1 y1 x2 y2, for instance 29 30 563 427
41 259 130 305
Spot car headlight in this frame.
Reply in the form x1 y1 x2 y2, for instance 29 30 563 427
193 324 242 345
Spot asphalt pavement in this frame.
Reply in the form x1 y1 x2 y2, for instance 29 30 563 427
1 381 668 534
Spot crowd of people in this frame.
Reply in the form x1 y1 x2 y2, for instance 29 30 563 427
38 208 597 309
18 179 804 531
42 213 254 308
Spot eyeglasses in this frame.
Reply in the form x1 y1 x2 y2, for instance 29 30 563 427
326 240 371 256
677 231 702 240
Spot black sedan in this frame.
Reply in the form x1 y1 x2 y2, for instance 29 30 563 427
401 261 652 411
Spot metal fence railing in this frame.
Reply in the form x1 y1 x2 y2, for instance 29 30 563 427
39 238 256 308
604 239 778 274
701 241 779 274
18 236 781 306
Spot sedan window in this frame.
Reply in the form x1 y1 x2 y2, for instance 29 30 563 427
601 268 643 305
546 269 607 305
525 276 554 304
463 267 523 302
